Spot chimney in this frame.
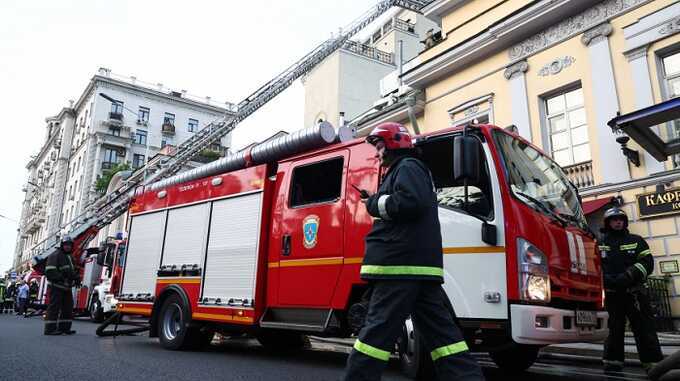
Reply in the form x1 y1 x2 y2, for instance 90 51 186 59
157 83 164 91
98 67 111 77
130 76 137 84
205 96 212 103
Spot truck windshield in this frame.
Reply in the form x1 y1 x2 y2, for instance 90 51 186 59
493 131 587 228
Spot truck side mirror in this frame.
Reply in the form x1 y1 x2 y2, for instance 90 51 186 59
453 135 481 183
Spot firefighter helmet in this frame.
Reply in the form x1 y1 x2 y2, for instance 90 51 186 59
60 235 74 249
603 207 628 227
366 122 414 150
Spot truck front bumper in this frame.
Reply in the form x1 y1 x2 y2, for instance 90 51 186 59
510 304 608 345
102 294 118 314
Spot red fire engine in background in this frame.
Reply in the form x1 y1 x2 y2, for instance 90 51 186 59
105 122 607 376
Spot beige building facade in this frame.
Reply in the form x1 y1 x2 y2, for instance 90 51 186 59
354 0 680 320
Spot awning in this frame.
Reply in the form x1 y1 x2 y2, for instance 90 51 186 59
608 97 680 162
581 198 613 215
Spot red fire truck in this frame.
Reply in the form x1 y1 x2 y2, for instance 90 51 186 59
113 123 607 374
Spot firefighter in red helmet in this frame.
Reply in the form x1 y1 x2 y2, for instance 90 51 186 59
344 122 484 380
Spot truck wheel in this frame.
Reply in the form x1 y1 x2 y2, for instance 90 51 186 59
158 293 209 350
489 344 539 373
397 318 434 380
89 296 105 323
256 329 308 351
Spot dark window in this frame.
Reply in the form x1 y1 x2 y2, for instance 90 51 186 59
138 107 150 123
111 101 123 115
161 140 167 148
419 136 494 219
163 112 175 125
133 154 145 169
133 129 147 145
290 157 344 207
188 118 198 132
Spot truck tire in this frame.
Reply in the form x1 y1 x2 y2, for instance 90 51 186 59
397 318 434 380
489 344 539 373
89 296 105 323
256 329 308 351
158 293 211 350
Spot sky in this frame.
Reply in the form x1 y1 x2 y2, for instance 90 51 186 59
0 0 391 273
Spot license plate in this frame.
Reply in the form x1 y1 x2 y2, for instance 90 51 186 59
575 310 597 327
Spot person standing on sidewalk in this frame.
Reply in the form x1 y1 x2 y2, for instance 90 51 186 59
600 207 663 373
343 123 484 381
44 236 79 335
16 280 29 316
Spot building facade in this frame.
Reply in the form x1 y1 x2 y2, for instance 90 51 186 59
302 8 438 128
352 0 680 321
13 68 234 273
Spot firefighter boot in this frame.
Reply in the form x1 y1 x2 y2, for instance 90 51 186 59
44 321 60 335
58 320 76 335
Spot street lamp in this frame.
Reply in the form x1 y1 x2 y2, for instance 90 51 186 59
98 92 152 181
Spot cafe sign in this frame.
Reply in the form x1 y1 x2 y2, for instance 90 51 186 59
637 187 680 219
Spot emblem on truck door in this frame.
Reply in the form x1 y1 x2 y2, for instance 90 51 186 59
303 215 320 249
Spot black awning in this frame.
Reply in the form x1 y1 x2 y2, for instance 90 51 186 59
608 97 680 162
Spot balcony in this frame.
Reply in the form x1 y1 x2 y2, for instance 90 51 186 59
562 161 594 189
23 210 46 234
394 19 416 34
109 112 124 122
101 161 122 170
342 40 394 65
194 146 226 164
162 122 176 135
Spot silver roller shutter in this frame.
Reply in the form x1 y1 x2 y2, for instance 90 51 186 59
162 203 210 268
121 211 167 296
202 192 263 303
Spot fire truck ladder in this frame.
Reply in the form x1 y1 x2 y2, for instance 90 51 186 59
37 0 434 271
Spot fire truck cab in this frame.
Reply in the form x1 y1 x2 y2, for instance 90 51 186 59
116 124 607 374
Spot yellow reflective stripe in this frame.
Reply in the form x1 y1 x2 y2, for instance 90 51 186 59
360 265 444 277
620 243 638 250
45 266 57 270
598 245 610 251
634 263 648 278
430 341 469 361
638 249 651 258
353 340 391 361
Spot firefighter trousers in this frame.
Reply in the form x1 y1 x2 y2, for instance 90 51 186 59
603 289 663 367
343 280 484 381
44 286 74 334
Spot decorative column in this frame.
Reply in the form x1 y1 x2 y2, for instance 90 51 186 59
504 60 532 140
582 22 630 184
625 45 666 174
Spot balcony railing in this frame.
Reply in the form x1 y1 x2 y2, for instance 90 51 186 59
342 40 394 65
101 161 122 170
394 19 416 33
109 112 123 121
562 160 594 189
162 122 176 135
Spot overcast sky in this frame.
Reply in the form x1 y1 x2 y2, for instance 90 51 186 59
0 0 390 273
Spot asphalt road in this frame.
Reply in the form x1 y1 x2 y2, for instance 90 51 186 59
0 314 649 381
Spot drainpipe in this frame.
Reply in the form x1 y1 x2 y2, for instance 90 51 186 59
405 95 420 135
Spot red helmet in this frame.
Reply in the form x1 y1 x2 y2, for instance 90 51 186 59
366 122 414 150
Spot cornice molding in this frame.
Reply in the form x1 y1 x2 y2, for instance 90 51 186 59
509 0 649 59
581 22 613 46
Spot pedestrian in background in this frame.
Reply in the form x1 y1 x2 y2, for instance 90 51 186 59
16 280 29 316
600 207 663 374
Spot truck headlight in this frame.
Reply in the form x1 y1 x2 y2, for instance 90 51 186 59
518 238 550 303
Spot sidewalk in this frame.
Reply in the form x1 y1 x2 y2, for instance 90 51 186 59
541 332 680 366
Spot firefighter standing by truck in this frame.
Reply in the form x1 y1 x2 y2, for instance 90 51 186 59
343 123 484 381
600 207 663 373
43 236 79 335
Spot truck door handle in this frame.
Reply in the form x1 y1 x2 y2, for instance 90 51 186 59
282 234 291 256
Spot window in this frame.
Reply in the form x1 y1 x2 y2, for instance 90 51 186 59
188 118 198 132
544 87 591 167
163 112 175 126
103 148 120 168
111 101 123 115
133 129 147 145
77 156 81 171
138 107 150 123
663 51 680 99
68 185 73 201
133 154 145 169
419 136 494 219
289 158 344 207
109 127 121 137
74 180 78 199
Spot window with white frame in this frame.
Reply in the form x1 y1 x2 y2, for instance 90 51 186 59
133 129 147 145
544 87 591 167
663 51 680 99
138 107 150 123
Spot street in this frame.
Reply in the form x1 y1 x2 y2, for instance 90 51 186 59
0 314 650 380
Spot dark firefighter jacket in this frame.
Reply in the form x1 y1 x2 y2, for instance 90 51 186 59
362 156 443 282
45 248 78 290
600 229 653 291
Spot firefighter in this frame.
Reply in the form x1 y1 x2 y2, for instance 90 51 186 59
0 279 5 313
343 123 484 381
600 207 663 373
44 236 79 335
